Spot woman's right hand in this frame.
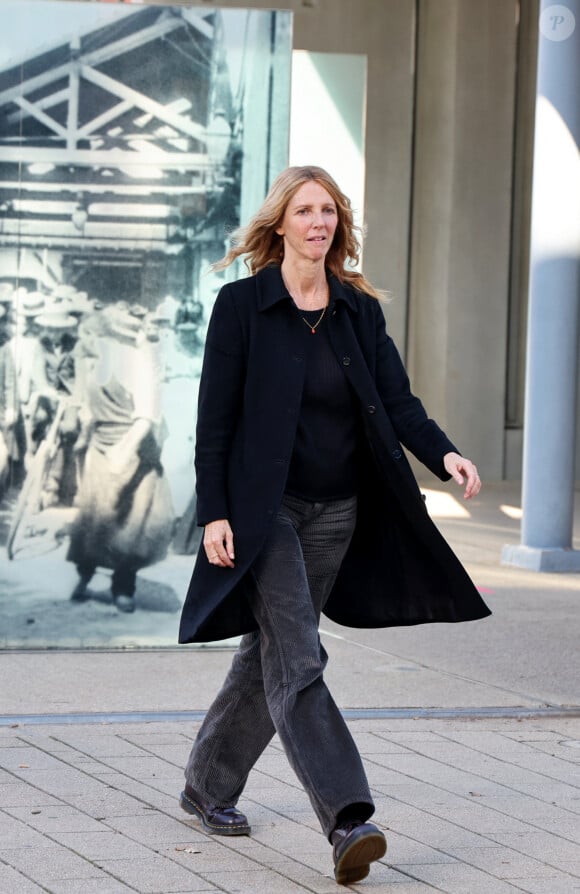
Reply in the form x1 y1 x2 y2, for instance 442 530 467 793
204 519 235 568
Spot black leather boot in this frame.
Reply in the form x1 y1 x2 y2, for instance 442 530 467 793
331 820 387 885
180 784 251 836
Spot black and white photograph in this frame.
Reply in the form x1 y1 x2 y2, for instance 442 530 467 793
0 0 292 647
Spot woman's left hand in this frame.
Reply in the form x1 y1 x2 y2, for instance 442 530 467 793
443 452 481 500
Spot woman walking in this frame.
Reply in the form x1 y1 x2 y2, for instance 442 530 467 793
179 166 490 884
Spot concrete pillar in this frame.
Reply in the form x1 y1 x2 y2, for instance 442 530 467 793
502 0 580 572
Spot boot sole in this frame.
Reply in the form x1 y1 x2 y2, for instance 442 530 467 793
334 829 387 885
179 790 251 836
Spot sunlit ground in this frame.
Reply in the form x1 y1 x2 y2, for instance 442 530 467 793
423 488 523 523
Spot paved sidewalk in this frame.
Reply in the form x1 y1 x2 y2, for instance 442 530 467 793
1 481 579 893
1 715 580 893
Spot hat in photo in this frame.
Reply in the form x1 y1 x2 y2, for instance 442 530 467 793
66 293 94 316
177 321 198 344
104 305 143 343
129 303 148 319
36 311 78 330
154 296 180 324
52 283 78 300
0 283 14 305
17 291 45 317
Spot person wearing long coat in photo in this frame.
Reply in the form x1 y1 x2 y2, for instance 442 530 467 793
178 166 490 885
67 307 174 613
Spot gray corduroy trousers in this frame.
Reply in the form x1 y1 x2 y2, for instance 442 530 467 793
184 493 374 839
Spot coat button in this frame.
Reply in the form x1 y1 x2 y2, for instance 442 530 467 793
392 448 402 460
367 405 376 414
342 356 351 366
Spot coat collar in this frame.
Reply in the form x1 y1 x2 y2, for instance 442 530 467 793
255 264 359 314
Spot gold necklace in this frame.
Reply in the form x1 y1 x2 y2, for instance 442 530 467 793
300 306 327 334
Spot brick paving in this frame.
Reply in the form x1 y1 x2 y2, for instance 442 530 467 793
1 716 580 893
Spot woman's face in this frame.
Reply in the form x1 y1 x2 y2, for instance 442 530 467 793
276 181 338 265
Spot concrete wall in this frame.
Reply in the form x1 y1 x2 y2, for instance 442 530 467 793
407 0 518 479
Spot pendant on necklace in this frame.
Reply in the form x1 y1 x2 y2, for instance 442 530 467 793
300 305 326 334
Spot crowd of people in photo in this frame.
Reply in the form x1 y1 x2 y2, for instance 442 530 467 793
0 280 205 613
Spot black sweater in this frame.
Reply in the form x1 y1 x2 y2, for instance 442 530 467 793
285 303 361 501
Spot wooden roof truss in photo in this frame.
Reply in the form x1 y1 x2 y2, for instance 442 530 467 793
0 5 234 250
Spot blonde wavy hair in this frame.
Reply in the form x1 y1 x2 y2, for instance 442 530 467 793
215 165 382 299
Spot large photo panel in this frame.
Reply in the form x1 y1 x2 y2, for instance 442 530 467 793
0 0 292 647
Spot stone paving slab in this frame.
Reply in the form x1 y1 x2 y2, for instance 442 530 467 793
0 717 579 893
0 863 47 893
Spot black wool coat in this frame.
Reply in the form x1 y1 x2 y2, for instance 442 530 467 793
178 265 490 644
